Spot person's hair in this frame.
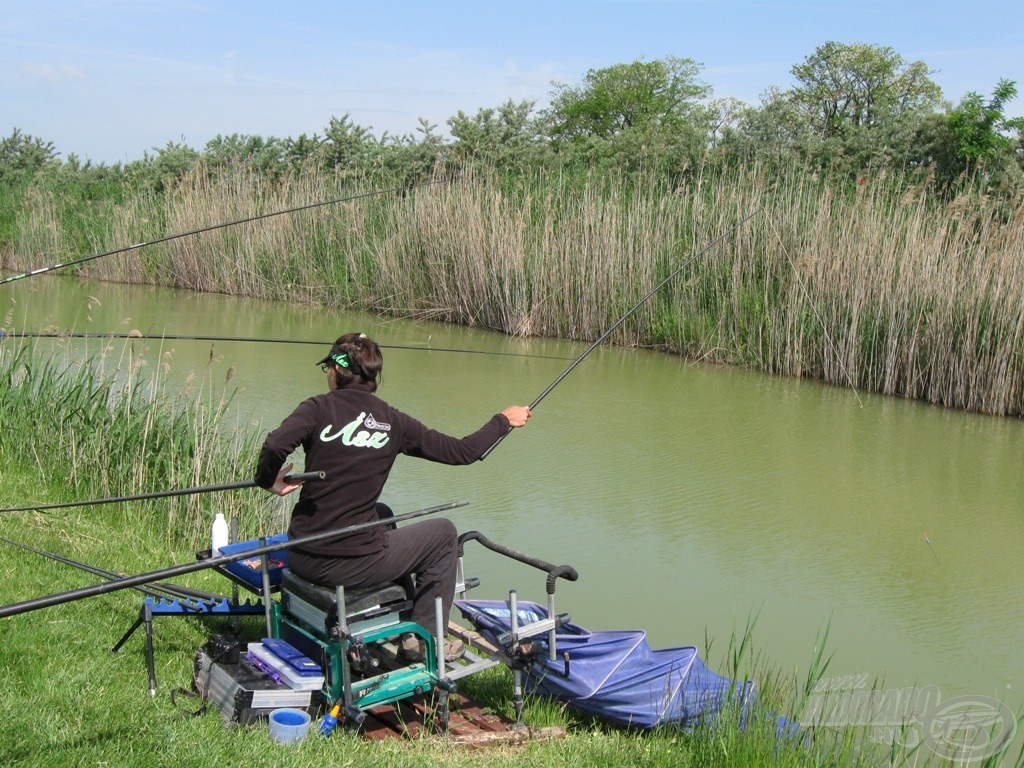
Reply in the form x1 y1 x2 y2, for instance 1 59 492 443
331 332 382 392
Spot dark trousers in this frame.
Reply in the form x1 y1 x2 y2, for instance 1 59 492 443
287 517 458 632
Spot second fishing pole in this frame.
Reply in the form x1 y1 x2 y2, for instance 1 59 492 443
0 181 442 287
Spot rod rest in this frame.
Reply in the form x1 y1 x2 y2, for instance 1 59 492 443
280 569 409 626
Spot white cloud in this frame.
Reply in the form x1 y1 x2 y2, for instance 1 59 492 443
20 61 85 83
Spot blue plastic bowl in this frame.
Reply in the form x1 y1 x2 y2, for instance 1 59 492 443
268 708 311 744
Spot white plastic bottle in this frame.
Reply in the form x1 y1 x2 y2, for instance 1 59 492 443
211 512 228 556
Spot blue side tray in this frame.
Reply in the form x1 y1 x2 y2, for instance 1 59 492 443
218 533 289 591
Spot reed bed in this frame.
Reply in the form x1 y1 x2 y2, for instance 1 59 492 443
6 166 1024 416
760 175 1024 415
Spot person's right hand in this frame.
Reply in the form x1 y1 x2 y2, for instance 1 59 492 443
501 405 531 428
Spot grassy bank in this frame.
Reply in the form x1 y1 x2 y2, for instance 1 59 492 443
7 342 1018 766
3 167 1023 417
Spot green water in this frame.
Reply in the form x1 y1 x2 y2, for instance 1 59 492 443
4 275 1023 717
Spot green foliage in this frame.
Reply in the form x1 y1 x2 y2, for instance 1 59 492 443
0 129 60 247
0 339 262 546
532 57 715 181
447 99 547 171
0 128 59 184
732 42 945 179
283 131 324 170
948 80 1022 163
545 57 712 141
789 42 942 137
2 42 1022 257
318 113 379 173
905 79 1024 194
724 89 815 168
124 140 202 194
372 117 447 186
203 133 289 178
946 80 1024 179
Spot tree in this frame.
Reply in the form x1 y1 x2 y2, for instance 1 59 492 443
726 88 820 169
373 117 446 183
318 114 378 172
909 79 1024 193
0 129 58 183
744 42 946 175
947 79 1024 171
283 133 324 170
544 57 711 141
789 42 941 138
124 140 200 193
447 99 544 168
203 133 287 177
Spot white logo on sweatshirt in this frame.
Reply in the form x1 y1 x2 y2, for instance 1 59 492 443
320 411 390 448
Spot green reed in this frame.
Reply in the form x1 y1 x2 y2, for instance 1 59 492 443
0 334 265 549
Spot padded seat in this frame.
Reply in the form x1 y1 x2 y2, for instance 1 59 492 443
280 568 409 630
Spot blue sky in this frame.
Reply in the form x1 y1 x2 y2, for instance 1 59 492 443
2 1 1021 165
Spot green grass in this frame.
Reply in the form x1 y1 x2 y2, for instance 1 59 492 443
2 343 1021 767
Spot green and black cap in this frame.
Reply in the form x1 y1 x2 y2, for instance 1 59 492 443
317 341 366 377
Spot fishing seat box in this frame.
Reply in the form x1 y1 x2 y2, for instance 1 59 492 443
279 568 410 637
193 649 319 725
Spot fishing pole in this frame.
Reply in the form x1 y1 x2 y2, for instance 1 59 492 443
480 210 762 460
0 499 468 619
0 470 324 514
0 331 571 361
0 181 440 287
0 535 223 604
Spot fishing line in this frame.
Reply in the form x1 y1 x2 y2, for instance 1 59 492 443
480 211 763 460
0 181 441 286
0 471 324 514
0 330 571 361
0 499 468 619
